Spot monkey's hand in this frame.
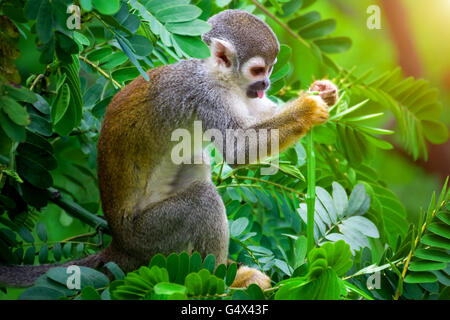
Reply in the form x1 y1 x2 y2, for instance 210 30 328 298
309 79 339 107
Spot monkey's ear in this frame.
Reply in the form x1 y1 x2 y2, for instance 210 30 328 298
209 38 236 68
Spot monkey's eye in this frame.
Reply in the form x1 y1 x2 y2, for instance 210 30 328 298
250 66 266 77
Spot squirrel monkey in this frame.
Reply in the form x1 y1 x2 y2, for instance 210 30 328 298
0 10 337 289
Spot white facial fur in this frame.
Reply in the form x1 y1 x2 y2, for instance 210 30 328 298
241 56 266 82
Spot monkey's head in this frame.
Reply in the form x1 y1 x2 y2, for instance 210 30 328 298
202 10 280 99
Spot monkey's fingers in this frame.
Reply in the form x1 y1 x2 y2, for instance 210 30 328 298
309 79 339 107
231 266 271 290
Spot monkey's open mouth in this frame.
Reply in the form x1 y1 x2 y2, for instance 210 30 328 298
247 89 265 99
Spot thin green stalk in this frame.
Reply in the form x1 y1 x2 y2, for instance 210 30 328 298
48 187 110 233
306 132 316 252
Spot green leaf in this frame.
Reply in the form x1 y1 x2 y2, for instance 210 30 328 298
362 133 394 150
166 253 179 282
294 236 307 268
149 253 167 268
214 264 227 279
247 283 265 300
156 5 202 23
332 182 348 217
0 96 29 126
0 110 26 141
127 35 154 57
36 0 53 44
273 44 291 74
421 234 450 250
36 222 47 242
28 113 52 137
87 48 113 61
427 223 450 239
25 0 43 20
63 243 72 258
202 254 215 274
80 0 93 12
189 252 202 273
146 0 190 13
185 272 202 296
17 142 57 172
226 263 237 287
298 19 336 39
280 0 303 17
330 99 369 120
3 85 37 103
414 248 450 263
18 226 34 243
342 216 379 238
16 156 53 188
105 262 125 280
53 243 62 261
166 19 211 36
230 217 249 237
116 36 149 81
99 52 128 70
19 286 65 300
172 35 210 59
404 271 438 284
288 11 321 30
81 286 101 300
421 120 449 144
93 0 120 15
38 244 49 263
313 37 352 53
154 282 187 296
312 124 336 144
408 260 446 272
24 246 36 264
347 184 368 216
52 83 70 125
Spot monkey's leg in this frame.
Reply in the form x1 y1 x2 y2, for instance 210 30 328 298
122 181 230 267
119 180 271 289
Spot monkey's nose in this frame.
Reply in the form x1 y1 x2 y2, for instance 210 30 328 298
262 79 270 90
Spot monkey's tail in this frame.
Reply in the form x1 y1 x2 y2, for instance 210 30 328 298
0 252 104 288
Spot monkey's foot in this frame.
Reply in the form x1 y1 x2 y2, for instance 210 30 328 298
231 266 271 290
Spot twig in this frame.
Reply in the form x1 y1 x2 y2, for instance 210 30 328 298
79 55 122 89
216 183 262 190
234 175 304 198
250 0 311 49
48 187 110 234
29 74 44 91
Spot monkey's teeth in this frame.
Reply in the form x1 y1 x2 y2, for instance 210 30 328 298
257 90 264 99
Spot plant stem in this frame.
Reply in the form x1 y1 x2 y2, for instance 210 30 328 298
234 175 304 198
48 187 110 234
306 132 316 253
79 55 122 89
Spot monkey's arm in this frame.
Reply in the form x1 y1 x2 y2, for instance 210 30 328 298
251 93 329 155
199 80 336 166
207 93 329 166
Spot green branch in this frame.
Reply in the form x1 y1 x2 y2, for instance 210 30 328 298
47 187 110 234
